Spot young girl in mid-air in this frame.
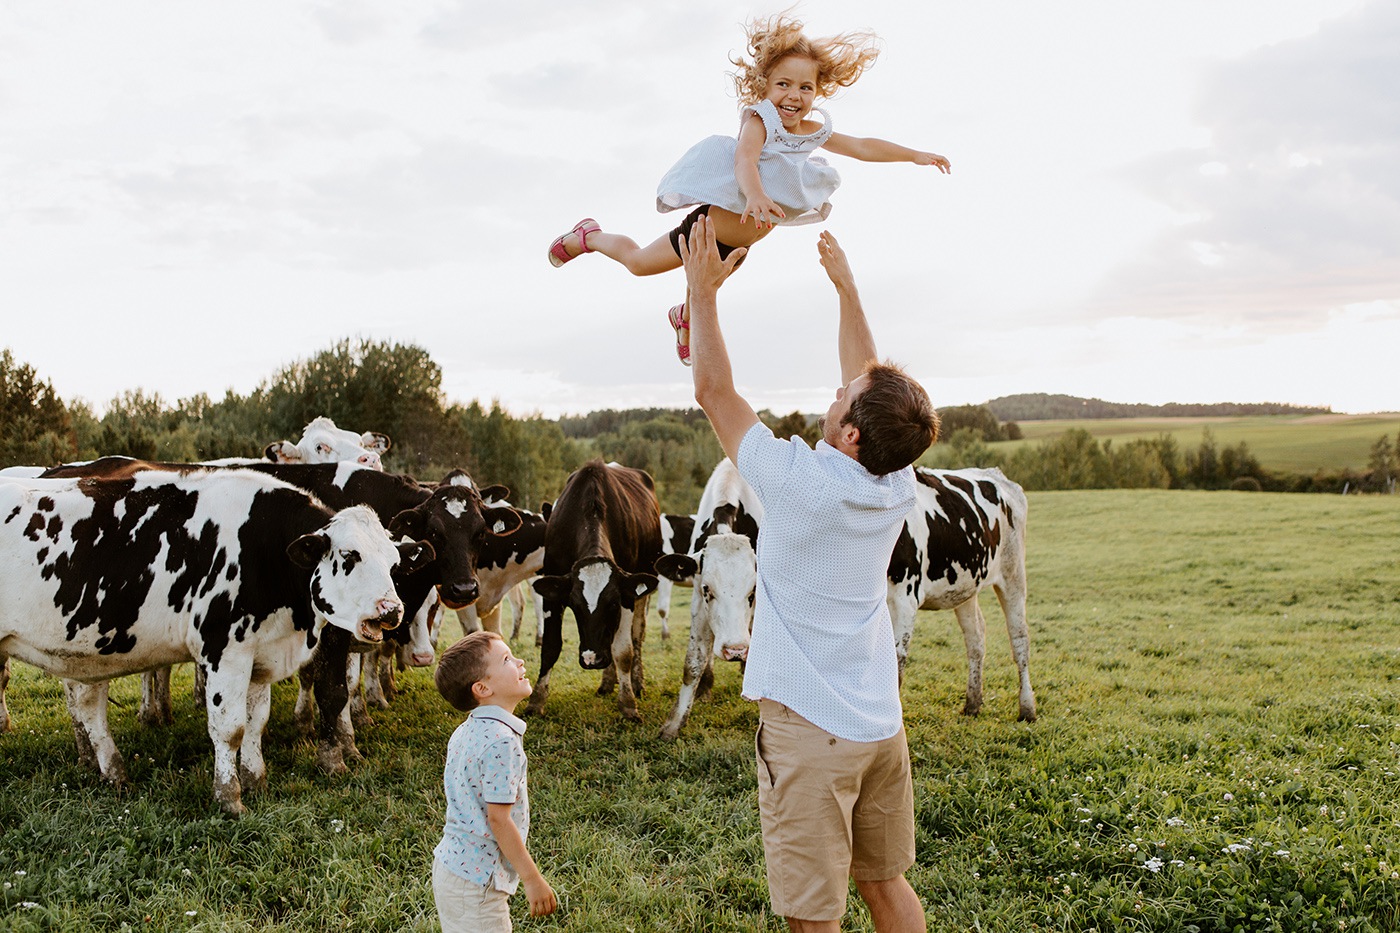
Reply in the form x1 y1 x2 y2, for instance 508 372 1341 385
547 13 951 365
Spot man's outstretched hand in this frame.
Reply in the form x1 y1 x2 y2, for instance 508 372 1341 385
817 230 857 294
678 215 747 302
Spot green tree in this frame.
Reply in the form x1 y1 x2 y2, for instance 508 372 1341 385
0 349 75 466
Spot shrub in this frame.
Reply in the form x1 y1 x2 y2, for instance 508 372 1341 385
1229 476 1262 492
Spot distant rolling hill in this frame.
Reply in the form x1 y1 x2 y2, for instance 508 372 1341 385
984 393 1333 422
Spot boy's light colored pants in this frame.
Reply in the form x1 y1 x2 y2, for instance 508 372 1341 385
433 859 512 933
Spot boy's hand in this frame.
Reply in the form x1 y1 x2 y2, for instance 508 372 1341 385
817 230 856 293
913 151 951 173
741 191 786 229
523 874 557 917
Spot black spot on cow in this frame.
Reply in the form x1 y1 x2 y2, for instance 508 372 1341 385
37 496 55 512
888 524 919 587
341 550 360 576
211 692 222 707
976 480 1000 505
36 547 48 565
5 505 21 524
24 512 45 541
694 502 760 552
922 473 999 587
45 514 63 541
310 575 336 617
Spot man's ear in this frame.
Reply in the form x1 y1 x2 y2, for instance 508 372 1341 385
840 422 861 449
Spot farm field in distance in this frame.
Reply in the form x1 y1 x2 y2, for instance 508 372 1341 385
991 412 1400 474
2 489 1398 931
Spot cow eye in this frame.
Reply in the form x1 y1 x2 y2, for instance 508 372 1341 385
317 443 332 455
747 591 755 606
702 584 713 600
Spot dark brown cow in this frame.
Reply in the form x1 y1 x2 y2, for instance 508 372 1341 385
528 461 662 721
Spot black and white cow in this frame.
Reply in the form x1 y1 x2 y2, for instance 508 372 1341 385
260 416 391 470
654 459 762 740
528 461 662 721
654 513 696 641
0 470 431 814
34 459 521 770
887 467 1035 721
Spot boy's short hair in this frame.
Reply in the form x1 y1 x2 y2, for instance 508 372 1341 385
434 630 503 712
843 361 940 476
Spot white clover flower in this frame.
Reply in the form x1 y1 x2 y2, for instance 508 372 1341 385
185 911 197 918
331 819 345 833
1223 793 1234 801
1275 850 1290 857
14 871 26 877
1127 843 1138 853
1063 885 1072 895
1166 817 1185 827
1144 857 1164 872
20 902 39 910
1170 859 1185 867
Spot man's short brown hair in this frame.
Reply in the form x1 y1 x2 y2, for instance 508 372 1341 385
843 361 940 476
434 630 503 712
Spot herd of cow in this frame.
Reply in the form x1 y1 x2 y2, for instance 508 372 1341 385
0 416 1036 815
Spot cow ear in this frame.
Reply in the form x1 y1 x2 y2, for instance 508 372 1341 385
266 441 301 463
481 506 522 537
540 501 552 521
531 574 571 603
287 532 330 568
620 572 660 606
397 540 436 573
388 508 428 541
654 553 698 583
361 431 391 453
477 484 510 504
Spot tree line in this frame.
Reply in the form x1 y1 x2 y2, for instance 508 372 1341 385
985 393 1332 422
3 344 1390 507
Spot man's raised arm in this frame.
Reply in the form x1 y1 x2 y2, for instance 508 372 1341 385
681 216 759 464
817 231 878 386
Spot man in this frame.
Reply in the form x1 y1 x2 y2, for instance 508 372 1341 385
679 216 939 933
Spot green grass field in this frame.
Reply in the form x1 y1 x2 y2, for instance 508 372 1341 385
993 413 1400 474
2 490 1399 931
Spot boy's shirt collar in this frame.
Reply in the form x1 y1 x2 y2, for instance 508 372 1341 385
468 704 527 736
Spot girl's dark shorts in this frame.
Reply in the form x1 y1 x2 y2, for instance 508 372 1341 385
668 205 748 269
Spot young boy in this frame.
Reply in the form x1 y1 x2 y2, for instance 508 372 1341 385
433 631 557 932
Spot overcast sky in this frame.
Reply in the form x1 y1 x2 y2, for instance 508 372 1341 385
3 0 1396 418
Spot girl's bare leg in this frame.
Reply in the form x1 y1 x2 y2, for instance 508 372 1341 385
555 208 772 277
670 210 772 354
555 229 681 276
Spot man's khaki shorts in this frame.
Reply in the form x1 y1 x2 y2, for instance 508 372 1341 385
754 699 916 922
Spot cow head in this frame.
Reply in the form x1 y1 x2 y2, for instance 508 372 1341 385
532 556 658 670
386 588 443 668
265 416 392 471
387 477 523 611
286 505 434 644
688 532 757 662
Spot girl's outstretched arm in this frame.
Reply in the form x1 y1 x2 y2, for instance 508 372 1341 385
735 115 786 229
823 132 951 172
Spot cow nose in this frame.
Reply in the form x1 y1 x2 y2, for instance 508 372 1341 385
358 452 382 470
722 643 749 662
442 581 479 607
375 598 403 630
410 651 436 668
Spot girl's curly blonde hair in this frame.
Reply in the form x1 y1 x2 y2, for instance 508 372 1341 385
730 13 881 104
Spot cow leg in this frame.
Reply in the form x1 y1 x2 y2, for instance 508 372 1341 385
630 595 648 698
525 603 564 716
611 606 643 723
203 659 253 816
994 579 1037 722
311 629 355 775
597 665 617 695
348 652 372 727
887 589 919 687
0 655 10 733
476 602 504 636
192 662 207 709
138 667 174 727
64 679 127 785
238 681 273 793
531 581 546 647
507 584 525 641
656 577 673 641
659 607 714 741
457 604 483 637
380 648 399 701
364 649 390 710
293 668 316 737
953 598 987 717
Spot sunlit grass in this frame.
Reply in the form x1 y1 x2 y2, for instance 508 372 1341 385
2 490 1398 931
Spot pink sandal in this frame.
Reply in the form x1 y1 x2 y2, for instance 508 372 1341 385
548 218 600 267
667 303 691 366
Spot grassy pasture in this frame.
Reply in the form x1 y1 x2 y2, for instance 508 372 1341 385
993 413 1400 474
2 490 1399 932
